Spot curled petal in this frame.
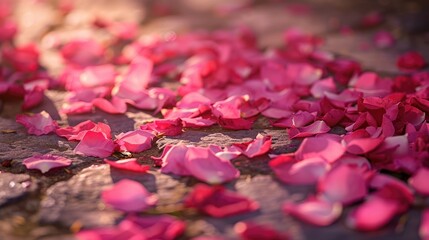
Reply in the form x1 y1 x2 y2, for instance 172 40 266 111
101 179 158 212
288 120 331 139
233 134 272 158
23 154 72 173
115 130 155 153
140 118 183 136
16 111 57 136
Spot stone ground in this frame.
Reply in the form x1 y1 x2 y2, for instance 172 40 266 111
0 0 429 239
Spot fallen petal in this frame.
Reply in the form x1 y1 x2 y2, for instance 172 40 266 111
16 111 57 136
104 158 150 173
23 154 72 173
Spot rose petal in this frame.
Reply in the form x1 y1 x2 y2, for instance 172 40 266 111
184 184 259 218
295 136 345 163
233 134 272 158
74 131 115 158
283 197 342 226
115 130 155 153
23 154 72 173
408 167 429 196
101 179 158 212
104 158 150 173
16 111 57 136
234 221 290 240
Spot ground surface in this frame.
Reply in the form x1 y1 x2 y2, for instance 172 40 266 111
1 0 429 239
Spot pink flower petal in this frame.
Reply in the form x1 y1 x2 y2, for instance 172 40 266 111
420 209 429 240
140 118 183 136
181 117 216 128
184 184 259 218
61 39 105 67
101 179 158 212
56 120 97 141
288 120 331 139
92 97 127 114
295 136 345 163
283 197 342 226
217 117 254 130
61 101 93 115
234 221 290 240
22 89 44 110
408 167 429 196
397 51 426 72
345 136 384 155
185 146 240 184
270 155 330 185
273 111 316 128
160 145 192 175
104 158 150 173
115 56 153 96
23 154 72 173
115 130 155 153
16 111 57 136
310 77 336 98
74 131 115 158
318 165 368 205
233 134 272 158
119 215 185 240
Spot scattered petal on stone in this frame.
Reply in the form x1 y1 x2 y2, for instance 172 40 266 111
283 197 342 226
295 136 345 163
56 120 111 141
408 167 429 196
233 134 272 158
104 158 150 173
318 165 368 205
115 129 155 153
101 179 158 212
288 120 331 139
74 131 115 158
184 184 259 218
140 118 183 136
23 154 72 173
234 221 290 240
16 111 57 136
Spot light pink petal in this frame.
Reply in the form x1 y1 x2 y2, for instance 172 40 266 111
74 131 115 158
181 117 216 128
184 184 259 218
101 179 158 212
310 77 336 98
212 96 243 119
115 130 155 153
185 147 240 184
318 165 368 205
115 56 153 96
295 136 345 163
160 145 192 176
273 111 316 128
92 97 127 114
215 145 242 161
61 101 93 115
283 197 342 226
177 92 212 109
104 158 150 173
16 111 57 136
270 155 330 185
288 120 331 139
23 154 72 173
420 209 429 240
79 64 116 88
233 134 272 158
409 168 429 196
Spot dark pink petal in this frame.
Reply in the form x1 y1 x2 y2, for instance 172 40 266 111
420 209 429 240
310 77 336 98
23 154 72 173
101 179 158 212
119 215 185 240
345 136 384 155
408 167 429 196
61 39 105 66
283 197 342 226
115 130 155 153
104 158 150 173
273 111 316 128
184 184 259 218
270 155 329 185
234 221 290 240
397 51 426 71
22 89 44 110
233 134 272 158
140 118 183 136
92 97 127 114
212 96 244 119
2 44 39 72
16 111 57 136
318 165 368 205
288 120 331 139
74 131 115 158
56 121 111 141
185 146 240 184
295 136 345 163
